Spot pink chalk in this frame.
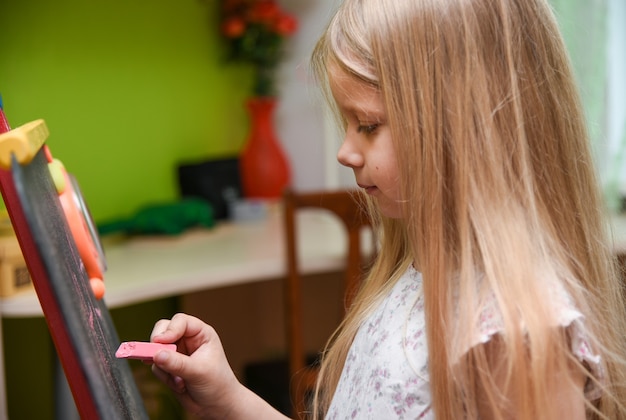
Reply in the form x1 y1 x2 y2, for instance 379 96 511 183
115 341 177 361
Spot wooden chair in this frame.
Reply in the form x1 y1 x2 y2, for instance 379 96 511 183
282 188 373 418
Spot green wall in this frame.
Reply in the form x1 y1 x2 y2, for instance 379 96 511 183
0 0 253 223
0 0 254 417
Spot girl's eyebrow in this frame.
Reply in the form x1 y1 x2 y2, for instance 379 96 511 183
339 102 384 119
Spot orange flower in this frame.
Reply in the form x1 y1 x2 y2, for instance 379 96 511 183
217 0 299 96
273 14 297 36
248 1 280 23
221 17 246 38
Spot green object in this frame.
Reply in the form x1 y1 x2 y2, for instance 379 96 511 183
98 198 215 236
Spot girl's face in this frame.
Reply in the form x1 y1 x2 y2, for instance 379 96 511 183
330 66 403 219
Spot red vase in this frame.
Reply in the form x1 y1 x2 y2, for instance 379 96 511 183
239 97 291 199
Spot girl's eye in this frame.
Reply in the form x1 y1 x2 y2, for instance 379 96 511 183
357 123 379 135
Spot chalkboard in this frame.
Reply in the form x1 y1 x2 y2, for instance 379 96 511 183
0 148 148 419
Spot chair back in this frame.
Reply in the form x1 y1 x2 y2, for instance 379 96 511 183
282 188 373 418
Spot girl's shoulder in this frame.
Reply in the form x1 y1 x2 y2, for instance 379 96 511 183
462 278 602 399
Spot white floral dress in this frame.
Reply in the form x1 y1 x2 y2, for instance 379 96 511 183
325 265 601 419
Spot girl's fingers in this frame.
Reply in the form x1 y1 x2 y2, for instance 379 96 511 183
172 376 187 394
151 314 194 343
152 313 207 343
150 319 173 341
151 363 172 386
151 362 186 394
153 348 191 379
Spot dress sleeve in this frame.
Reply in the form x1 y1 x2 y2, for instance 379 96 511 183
463 283 604 400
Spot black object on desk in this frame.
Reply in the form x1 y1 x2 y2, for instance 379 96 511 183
177 156 242 220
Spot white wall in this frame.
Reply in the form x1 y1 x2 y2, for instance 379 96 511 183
276 0 355 192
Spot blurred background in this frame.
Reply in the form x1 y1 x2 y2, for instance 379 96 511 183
0 0 624 223
0 0 623 418
0 0 347 227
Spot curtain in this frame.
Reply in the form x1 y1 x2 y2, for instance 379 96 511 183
550 0 626 210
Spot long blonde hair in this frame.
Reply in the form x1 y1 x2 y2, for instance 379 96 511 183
310 0 626 418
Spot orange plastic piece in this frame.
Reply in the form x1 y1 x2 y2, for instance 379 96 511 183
55 163 106 299
89 278 105 300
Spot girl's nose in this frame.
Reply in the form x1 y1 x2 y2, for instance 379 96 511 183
337 135 364 168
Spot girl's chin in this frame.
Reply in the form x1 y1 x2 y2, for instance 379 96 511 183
376 200 403 219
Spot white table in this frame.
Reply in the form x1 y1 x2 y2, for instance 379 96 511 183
0 205 360 419
0 205 354 317
5 209 625 317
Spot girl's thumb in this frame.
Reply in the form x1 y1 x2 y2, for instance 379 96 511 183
153 349 171 364
153 349 185 376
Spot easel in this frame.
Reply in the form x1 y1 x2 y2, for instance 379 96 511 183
0 108 147 419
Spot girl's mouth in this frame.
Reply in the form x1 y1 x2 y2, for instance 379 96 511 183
358 184 378 194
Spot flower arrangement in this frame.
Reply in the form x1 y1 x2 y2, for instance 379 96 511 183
219 0 298 97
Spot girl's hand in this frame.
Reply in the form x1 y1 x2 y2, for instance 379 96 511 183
149 313 243 419
149 313 290 420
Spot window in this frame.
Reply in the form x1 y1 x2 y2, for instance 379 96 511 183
551 0 626 209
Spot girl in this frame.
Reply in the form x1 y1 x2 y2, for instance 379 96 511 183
149 0 626 418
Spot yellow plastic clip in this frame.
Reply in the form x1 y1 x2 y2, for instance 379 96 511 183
48 158 67 194
0 119 49 169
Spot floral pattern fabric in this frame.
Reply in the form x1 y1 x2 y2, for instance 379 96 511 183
326 266 601 419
